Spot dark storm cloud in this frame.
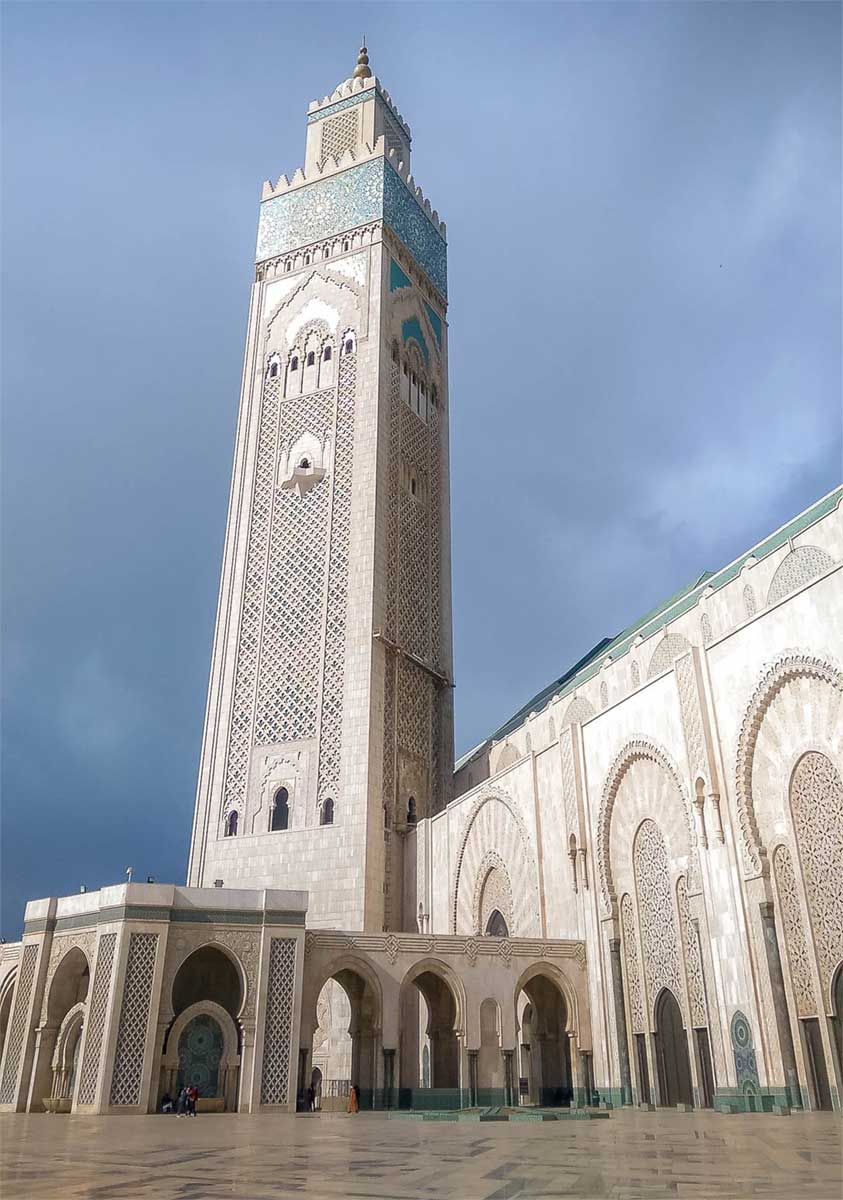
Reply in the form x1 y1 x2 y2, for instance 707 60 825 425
2 2 840 936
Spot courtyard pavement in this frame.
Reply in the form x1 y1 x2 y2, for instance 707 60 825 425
0 1109 840 1199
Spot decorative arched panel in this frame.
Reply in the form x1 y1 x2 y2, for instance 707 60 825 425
734 653 843 876
597 738 698 914
647 632 692 680
789 752 843 1009
633 820 684 1027
772 843 817 1018
767 546 834 607
452 790 540 936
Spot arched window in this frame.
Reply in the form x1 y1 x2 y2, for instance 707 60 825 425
299 457 311 470
344 339 354 355
304 253 311 265
407 796 417 825
271 787 289 832
269 360 280 378
290 356 299 372
320 798 334 826
322 345 332 361
342 240 349 252
224 810 238 838
485 909 509 938
306 351 315 367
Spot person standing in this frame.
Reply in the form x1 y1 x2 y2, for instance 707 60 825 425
346 1084 359 1114
187 1083 199 1116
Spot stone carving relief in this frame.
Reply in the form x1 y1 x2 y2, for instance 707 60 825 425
676 876 707 1028
597 738 699 914
647 632 691 680
789 751 843 1008
620 894 645 1034
451 788 541 937
773 843 817 1018
633 820 683 1024
734 652 843 877
162 929 261 1022
766 546 834 607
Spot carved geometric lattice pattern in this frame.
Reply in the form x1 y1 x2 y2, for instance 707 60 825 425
647 632 692 679
397 657 432 766
634 819 683 1019
223 362 337 816
621 895 645 1034
773 844 817 1018
631 661 641 689
675 652 706 781
789 751 843 1007
743 584 757 619
77 932 117 1104
478 862 513 935
700 613 713 646
676 877 707 1028
317 353 356 807
561 695 595 727
260 937 297 1104
0 944 37 1104
109 933 158 1105
320 108 359 164
257 386 333 748
398 406 432 661
767 545 834 606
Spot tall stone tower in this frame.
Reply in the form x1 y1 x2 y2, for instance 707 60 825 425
187 48 453 933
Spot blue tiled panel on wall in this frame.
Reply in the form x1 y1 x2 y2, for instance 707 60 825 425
382 162 447 296
402 317 430 365
424 301 443 347
390 258 412 291
256 159 447 297
256 159 383 262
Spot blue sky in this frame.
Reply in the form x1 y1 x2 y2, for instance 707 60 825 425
2 2 840 937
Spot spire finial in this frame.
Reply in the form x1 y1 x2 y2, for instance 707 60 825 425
353 41 372 79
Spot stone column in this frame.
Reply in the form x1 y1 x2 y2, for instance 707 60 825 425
759 902 802 1109
382 1048 395 1109
569 1034 585 1107
467 1049 479 1107
502 1049 515 1107
608 938 633 1105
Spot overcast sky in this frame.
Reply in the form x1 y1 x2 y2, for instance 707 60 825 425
2 2 840 937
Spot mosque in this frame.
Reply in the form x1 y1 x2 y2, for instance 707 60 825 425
1 47 841 1117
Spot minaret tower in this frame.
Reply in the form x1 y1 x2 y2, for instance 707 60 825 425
187 48 453 932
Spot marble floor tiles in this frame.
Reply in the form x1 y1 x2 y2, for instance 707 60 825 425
0 1110 840 1200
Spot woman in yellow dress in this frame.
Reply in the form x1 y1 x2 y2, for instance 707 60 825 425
346 1084 359 1113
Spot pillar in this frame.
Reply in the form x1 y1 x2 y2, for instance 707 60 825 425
608 938 633 1105
759 902 802 1109
467 1049 479 1107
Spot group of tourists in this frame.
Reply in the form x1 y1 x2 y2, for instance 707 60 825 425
160 1084 200 1116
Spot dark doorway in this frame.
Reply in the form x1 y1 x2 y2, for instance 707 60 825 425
654 988 693 1107
803 1018 832 1110
694 1028 715 1108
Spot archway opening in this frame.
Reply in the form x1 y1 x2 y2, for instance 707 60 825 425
485 910 509 938
654 988 693 1107
307 968 378 1111
399 966 461 1105
516 973 571 1107
31 947 90 1112
163 946 244 1111
172 946 242 1021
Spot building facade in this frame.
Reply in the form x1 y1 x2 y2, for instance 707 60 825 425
1 50 841 1118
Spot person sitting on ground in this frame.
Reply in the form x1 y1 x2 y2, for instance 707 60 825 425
160 1092 174 1114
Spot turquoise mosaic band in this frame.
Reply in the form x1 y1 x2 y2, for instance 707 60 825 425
256 158 447 296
